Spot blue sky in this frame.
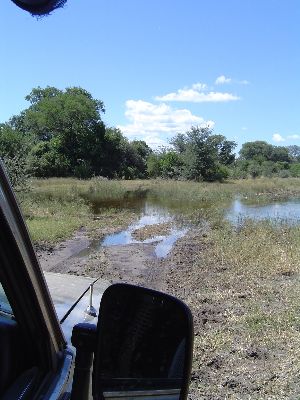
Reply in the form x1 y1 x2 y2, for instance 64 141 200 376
1 0 300 150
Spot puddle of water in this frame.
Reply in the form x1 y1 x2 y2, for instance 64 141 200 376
74 201 188 259
102 203 185 259
74 195 300 262
155 228 188 258
226 198 300 225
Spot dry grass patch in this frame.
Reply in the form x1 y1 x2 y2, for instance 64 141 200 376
166 221 300 399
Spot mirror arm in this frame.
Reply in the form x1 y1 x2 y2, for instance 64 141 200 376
70 323 97 400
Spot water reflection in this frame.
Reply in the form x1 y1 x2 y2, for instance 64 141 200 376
102 203 187 259
155 228 188 258
227 198 300 225
77 195 300 263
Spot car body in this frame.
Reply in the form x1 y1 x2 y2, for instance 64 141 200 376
0 161 75 399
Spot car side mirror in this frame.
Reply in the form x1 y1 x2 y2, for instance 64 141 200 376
92 283 194 400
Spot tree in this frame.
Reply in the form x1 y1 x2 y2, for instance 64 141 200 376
290 163 300 177
239 141 273 162
171 126 236 181
287 145 300 162
207 134 236 165
0 124 33 189
0 123 33 158
129 140 152 178
13 86 106 177
160 150 183 179
269 146 290 163
147 153 162 178
248 161 262 178
101 127 128 178
240 141 291 163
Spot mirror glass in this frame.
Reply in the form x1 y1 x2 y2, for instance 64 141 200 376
93 283 193 400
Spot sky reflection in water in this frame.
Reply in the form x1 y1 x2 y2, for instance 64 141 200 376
226 198 300 225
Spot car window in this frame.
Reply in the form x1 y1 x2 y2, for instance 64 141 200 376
0 283 13 315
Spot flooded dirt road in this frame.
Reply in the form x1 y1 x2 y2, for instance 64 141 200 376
39 201 189 290
37 195 300 399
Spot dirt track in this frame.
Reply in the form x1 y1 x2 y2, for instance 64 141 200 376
37 222 300 399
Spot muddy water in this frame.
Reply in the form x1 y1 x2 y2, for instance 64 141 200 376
75 196 300 261
77 200 188 259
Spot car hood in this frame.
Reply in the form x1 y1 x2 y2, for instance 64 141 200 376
44 272 110 343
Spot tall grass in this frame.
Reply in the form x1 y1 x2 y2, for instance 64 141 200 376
31 177 150 202
19 176 300 244
20 188 91 243
30 176 300 204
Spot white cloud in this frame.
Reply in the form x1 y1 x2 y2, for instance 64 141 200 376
241 126 248 131
155 86 239 103
215 76 250 85
117 100 214 149
192 82 207 90
287 134 300 139
272 133 285 143
239 79 250 85
215 75 232 85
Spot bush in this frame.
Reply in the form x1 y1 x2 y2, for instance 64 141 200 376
1 155 30 191
248 161 262 178
290 163 300 177
277 169 291 178
74 161 93 179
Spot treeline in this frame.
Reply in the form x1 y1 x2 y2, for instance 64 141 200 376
0 87 152 187
232 141 300 179
1 86 300 187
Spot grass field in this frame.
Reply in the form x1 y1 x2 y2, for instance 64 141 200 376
18 177 300 243
17 177 300 397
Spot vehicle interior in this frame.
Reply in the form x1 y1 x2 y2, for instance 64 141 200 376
0 283 38 399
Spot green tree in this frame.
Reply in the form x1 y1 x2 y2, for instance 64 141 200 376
290 163 300 177
101 127 128 178
261 161 277 177
16 86 106 177
128 140 152 178
270 146 290 162
0 124 33 189
160 150 183 179
248 161 262 178
171 126 236 181
239 141 273 162
0 123 33 158
287 145 300 162
147 153 162 178
240 141 291 163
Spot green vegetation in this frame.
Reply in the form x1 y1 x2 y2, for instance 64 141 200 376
147 127 236 181
15 176 300 397
19 178 143 243
2 86 300 186
1 86 151 185
232 141 300 179
17 177 300 244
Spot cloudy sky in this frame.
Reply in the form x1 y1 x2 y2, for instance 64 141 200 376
1 0 300 150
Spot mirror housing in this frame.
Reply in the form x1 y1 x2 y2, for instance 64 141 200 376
92 283 193 400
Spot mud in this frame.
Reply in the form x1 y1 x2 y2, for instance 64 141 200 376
131 222 172 241
37 220 299 399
